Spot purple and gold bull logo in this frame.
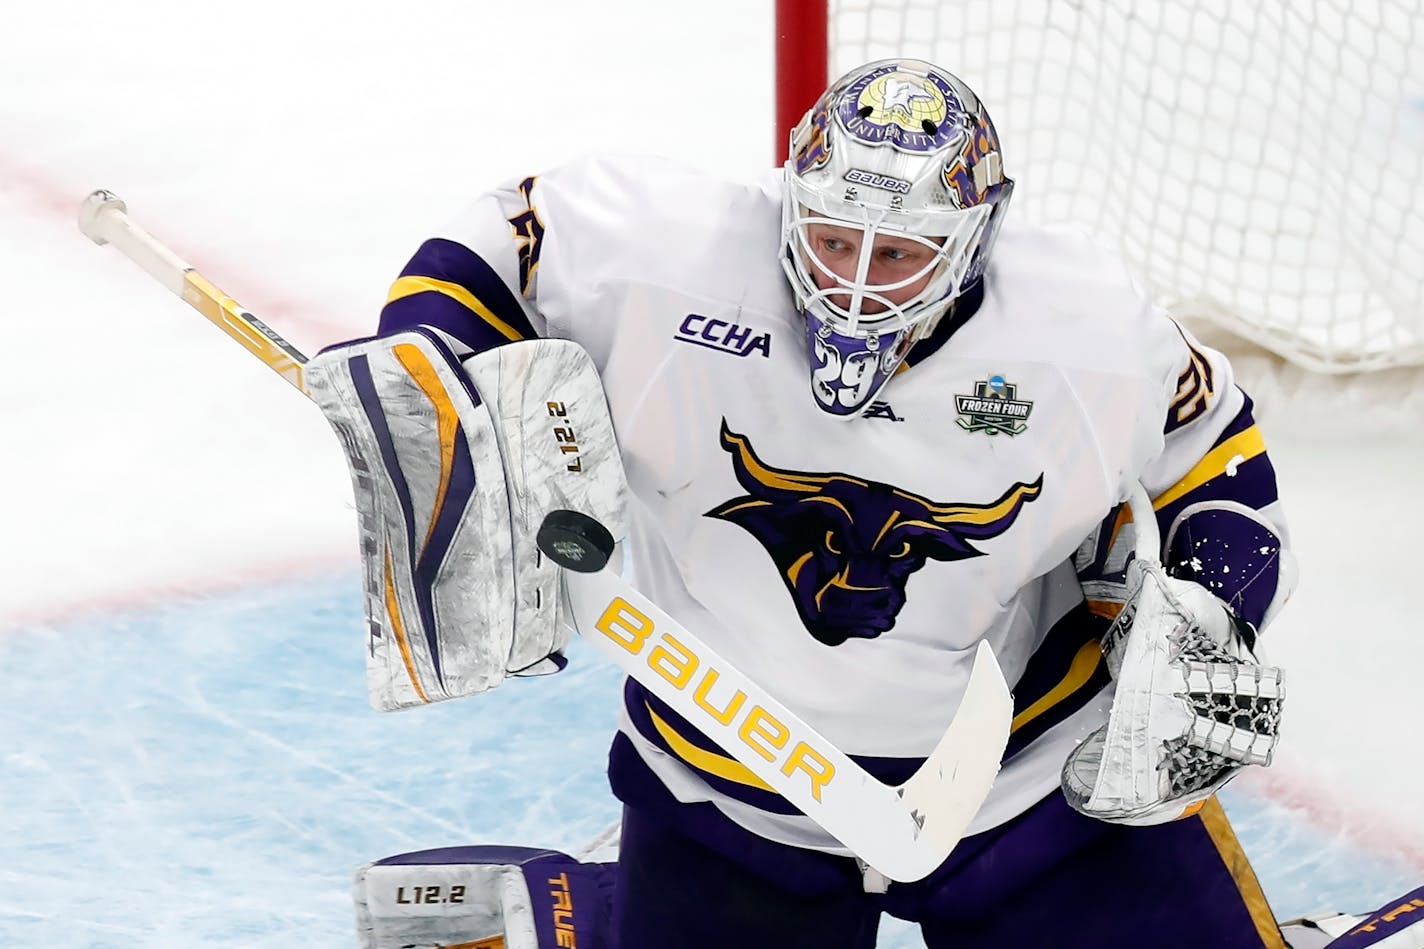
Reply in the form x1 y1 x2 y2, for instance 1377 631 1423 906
706 421 1042 646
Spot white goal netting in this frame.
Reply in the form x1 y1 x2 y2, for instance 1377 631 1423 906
828 0 1424 387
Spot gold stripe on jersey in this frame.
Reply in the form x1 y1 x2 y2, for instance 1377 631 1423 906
1198 797 1289 949
646 703 774 792
1153 426 1267 512
1009 638 1103 734
386 275 526 342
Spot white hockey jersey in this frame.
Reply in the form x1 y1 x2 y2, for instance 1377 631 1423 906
377 154 1289 854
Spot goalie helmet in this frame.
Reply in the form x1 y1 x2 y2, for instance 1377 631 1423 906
781 59 1014 418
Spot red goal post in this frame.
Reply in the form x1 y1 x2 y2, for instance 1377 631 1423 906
775 0 828 164
774 0 1424 404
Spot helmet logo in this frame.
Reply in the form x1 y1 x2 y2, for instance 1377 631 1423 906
792 101 833 175
942 105 1006 209
837 65 966 153
875 77 938 120
843 169 911 194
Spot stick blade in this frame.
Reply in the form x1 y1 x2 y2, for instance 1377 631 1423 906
896 640 1013 866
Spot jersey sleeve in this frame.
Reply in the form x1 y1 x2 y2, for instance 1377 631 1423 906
373 155 779 367
375 175 552 355
1125 319 1293 632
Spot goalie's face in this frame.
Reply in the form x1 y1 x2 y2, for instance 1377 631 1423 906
803 222 942 315
787 214 962 419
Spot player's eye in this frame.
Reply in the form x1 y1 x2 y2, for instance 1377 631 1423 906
824 531 841 554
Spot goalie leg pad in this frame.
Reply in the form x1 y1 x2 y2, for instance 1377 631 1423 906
353 845 614 949
1280 884 1424 948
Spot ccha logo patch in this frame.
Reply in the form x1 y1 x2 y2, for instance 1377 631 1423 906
675 314 772 359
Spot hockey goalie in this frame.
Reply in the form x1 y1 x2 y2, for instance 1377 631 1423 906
302 56 1423 949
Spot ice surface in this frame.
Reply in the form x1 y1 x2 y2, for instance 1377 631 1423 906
1 575 1418 947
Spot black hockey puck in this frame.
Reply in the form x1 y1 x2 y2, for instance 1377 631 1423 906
537 509 615 573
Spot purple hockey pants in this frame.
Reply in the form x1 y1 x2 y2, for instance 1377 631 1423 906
610 780 1285 948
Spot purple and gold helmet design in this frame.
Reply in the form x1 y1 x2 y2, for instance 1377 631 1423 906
834 62 969 154
782 59 1014 418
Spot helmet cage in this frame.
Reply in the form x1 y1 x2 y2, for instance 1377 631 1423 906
780 58 1013 419
781 186 994 340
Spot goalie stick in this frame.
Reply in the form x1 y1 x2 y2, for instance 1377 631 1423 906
560 556 1013 882
1126 481 1160 561
78 191 310 394
77 189 1016 883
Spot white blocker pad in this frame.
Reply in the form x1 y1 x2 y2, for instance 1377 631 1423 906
305 330 627 710
461 338 628 672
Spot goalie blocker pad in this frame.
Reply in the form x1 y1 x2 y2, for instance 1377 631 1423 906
306 329 627 711
353 845 613 949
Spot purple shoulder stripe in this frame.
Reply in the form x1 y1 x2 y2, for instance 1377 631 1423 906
1154 396 1280 535
378 237 538 353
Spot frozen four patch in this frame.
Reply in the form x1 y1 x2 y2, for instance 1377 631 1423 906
955 375 1033 436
